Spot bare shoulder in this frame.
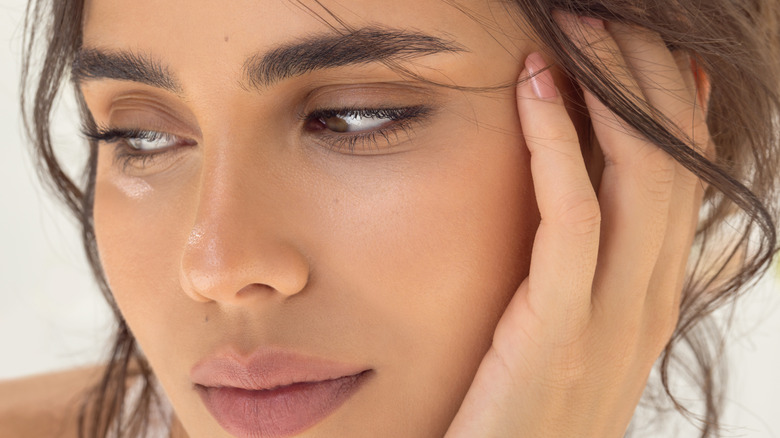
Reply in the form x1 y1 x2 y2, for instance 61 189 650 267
0 364 107 438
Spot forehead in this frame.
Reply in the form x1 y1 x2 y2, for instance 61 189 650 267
83 0 494 38
81 0 527 67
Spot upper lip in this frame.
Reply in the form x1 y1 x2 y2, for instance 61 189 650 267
190 347 370 391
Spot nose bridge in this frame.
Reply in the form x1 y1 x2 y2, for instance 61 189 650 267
179 134 310 303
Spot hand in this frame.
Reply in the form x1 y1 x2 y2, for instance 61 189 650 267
445 10 712 438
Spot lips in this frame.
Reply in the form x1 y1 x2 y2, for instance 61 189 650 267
191 349 372 437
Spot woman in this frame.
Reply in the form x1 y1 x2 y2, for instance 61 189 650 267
8 0 779 436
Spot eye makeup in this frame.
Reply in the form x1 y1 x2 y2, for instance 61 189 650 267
84 126 197 172
83 102 434 174
300 105 432 154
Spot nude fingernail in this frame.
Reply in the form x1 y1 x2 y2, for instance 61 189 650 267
579 16 605 29
525 52 558 100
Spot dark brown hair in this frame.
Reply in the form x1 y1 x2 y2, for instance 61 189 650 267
20 0 780 436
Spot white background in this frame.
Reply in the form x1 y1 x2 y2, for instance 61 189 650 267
0 0 778 436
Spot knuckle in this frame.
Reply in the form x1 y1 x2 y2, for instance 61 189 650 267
554 190 602 236
542 345 592 390
526 130 580 155
633 148 676 202
548 360 590 390
674 158 701 188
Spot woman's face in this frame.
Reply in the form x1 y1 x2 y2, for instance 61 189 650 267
81 0 587 436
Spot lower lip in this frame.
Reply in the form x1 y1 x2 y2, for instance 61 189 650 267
195 371 371 438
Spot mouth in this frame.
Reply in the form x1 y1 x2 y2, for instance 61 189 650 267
191 350 373 437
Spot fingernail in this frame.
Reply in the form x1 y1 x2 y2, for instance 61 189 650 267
525 52 558 100
579 15 605 29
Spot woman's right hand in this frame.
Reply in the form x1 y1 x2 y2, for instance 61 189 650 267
444 10 713 438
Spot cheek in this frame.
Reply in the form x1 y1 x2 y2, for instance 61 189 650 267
92 158 197 334
310 119 537 430
331 99 538 342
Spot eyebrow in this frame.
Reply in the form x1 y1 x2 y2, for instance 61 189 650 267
71 27 464 93
72 49 182 93
243 27 464 88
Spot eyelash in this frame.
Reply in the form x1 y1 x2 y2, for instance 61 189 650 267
83 127 189 171
83 105 430 171
301 106 429 153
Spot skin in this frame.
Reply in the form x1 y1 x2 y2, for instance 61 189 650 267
74 0 711 437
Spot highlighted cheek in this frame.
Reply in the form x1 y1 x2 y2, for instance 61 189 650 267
112 174 154 200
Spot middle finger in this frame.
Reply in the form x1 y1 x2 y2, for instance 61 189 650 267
609 23 713 328
554 11 675 319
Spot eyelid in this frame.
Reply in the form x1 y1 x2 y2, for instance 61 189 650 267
83 101 434 173
298 105 430 126
300 105 433 154
82 125 195 147
83 125 196 172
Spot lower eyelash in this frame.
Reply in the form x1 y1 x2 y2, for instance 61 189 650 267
318 119 418 153
302 105 431 153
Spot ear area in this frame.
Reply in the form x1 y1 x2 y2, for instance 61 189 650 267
671 50 711 113
672 50 716 162
690 55 712 112
690 56 716 162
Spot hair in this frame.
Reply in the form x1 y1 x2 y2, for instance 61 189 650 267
20 0 780 436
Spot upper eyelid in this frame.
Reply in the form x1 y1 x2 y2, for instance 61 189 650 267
83 126 194 149
299 105 429 122
82 81 440 140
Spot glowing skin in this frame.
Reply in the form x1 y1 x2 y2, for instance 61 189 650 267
81 1 567 436
79 0 711 437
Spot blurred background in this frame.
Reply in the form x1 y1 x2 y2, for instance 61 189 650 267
1 0 779 436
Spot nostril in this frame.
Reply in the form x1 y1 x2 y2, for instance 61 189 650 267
236 283 278 298
179 229 311 303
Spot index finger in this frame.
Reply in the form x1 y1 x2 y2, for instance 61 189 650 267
515 51 600 333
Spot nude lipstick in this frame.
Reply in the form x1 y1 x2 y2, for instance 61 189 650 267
191 349 372 437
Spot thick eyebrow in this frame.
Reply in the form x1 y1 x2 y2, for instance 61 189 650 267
71 27 464 93
72 49 182 94
243 27 465 89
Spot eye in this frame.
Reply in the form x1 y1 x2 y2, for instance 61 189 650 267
83 126 197 172
126 131 181 151
305 107 423 134
300 106 431 154
319 112 393 133
84 127 193 152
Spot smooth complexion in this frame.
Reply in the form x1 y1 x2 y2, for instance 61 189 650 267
81 0 559 436
79 0 708 437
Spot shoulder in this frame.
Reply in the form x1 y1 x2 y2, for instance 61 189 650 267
0 364 107 438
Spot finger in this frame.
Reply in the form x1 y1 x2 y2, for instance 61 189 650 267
554 11 674 318
648 50 710 334
641 177 704 347
609 24 698 139
609 23 713 162
513 51 600 333
607 24 711 335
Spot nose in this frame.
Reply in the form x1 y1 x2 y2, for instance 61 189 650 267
179 145 310 304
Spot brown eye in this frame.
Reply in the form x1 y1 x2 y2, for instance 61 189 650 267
324 116 350 133
301 106 431 153
312 111 394 133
